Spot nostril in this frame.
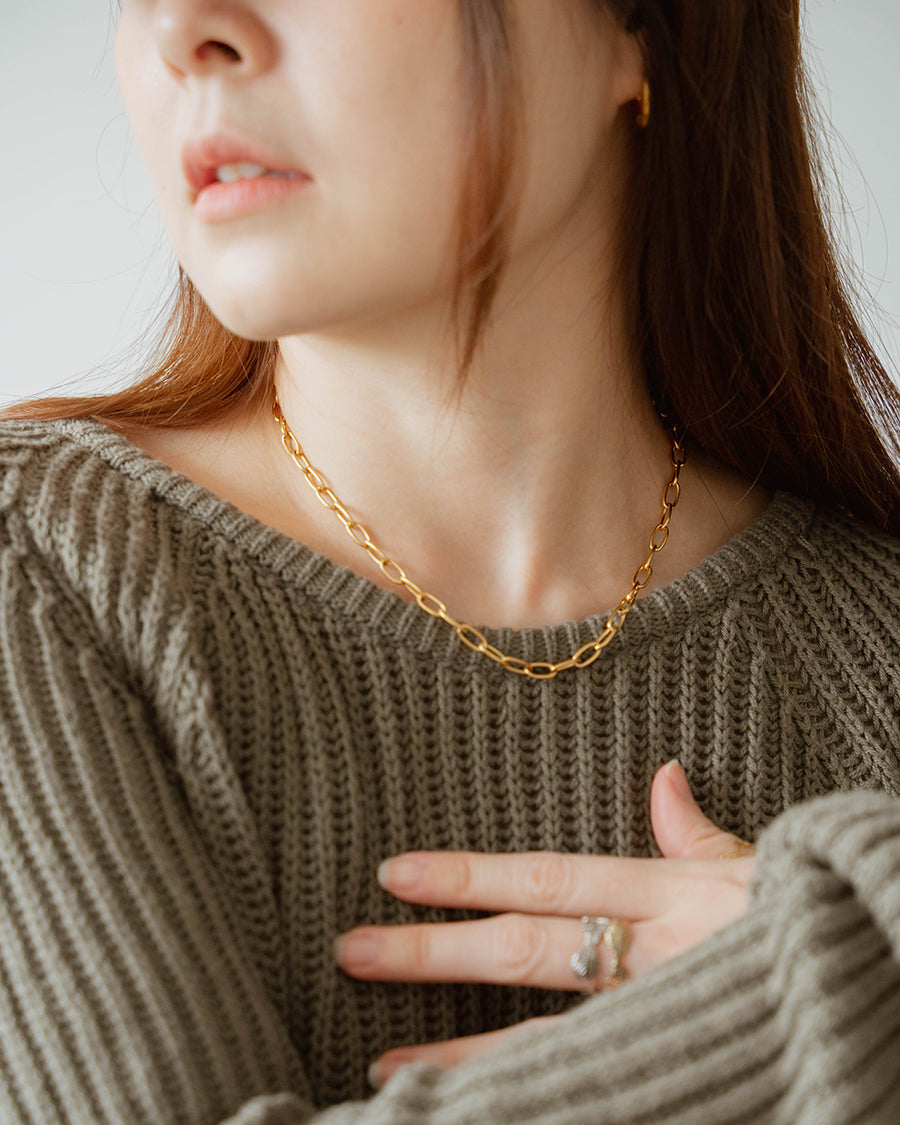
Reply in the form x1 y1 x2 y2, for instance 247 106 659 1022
196 41 242 64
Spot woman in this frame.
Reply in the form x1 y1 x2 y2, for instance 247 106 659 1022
2 1 899 1122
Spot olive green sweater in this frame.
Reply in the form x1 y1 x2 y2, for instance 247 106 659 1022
0 418 899 1125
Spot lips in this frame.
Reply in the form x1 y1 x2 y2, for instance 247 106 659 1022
182 133 310 195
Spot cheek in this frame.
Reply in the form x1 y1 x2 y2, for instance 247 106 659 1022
170 168 463 342
115 11 151 137
116 41 181 214
112 0 470 338
287 1 468 216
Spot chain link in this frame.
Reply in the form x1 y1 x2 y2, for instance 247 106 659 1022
274 396 685 680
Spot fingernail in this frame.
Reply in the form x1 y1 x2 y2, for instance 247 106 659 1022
335 929 379 968
664 759 693 801
367 1061 383 1090
377 856 424 892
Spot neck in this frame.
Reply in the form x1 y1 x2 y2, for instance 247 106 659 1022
225 179 768 629
268 255 684 628
126 252 768 630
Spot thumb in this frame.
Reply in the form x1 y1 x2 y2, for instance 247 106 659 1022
650 760 755 860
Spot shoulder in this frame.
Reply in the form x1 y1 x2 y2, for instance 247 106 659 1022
0 418 209 660
0 416 168 572
652 490 900 704
749 498 900 787
746 496 900 657
768 501 900 621
0 417 76 505
647 491 900 641
795 501 899 569
0 415 139 512
0 417 101 556
0 415 323 641
0 418 235 742
771 500 900 674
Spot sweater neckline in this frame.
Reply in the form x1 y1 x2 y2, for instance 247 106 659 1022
55 416 817 667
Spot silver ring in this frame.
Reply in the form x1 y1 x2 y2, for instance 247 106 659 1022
569 915 631 993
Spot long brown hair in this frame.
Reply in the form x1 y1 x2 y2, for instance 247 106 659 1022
8 0 900 532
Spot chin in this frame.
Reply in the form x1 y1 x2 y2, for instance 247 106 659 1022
189 265 449 344
198 291 297 343
196 288 371 345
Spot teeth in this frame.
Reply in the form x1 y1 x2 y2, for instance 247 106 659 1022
215 162 268 183
213 163 300 183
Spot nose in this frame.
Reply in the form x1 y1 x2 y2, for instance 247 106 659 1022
153 1 277 80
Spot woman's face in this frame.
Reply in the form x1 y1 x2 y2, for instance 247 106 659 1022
116 1 641 342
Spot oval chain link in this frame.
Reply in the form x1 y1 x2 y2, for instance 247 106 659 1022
274 396 684 680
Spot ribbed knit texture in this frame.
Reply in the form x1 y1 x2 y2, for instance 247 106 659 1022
0 417 898 1124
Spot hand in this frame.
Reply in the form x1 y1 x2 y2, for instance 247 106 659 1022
335 760 756 1086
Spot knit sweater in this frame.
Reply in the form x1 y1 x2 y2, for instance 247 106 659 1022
0 416 898 1125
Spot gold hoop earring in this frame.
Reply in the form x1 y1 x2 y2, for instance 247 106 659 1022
636 79 651 128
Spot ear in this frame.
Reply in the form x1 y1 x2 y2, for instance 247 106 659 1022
607 13 646 111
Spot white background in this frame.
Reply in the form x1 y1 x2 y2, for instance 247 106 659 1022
1 2 898 404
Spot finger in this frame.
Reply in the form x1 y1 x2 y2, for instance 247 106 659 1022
376 849 676 922
370 1016 563 1087
336 914 648 988
650 760 757 861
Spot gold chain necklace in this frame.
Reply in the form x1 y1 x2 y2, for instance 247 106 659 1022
273 395 685 680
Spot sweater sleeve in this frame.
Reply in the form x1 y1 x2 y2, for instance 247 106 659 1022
2 516 900 1123
230 790 900 1125
0 511 315 1122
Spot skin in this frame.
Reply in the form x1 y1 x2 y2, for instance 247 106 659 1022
116 0 764 1087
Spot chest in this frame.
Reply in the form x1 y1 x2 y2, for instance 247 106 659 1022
194 588 832 1105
